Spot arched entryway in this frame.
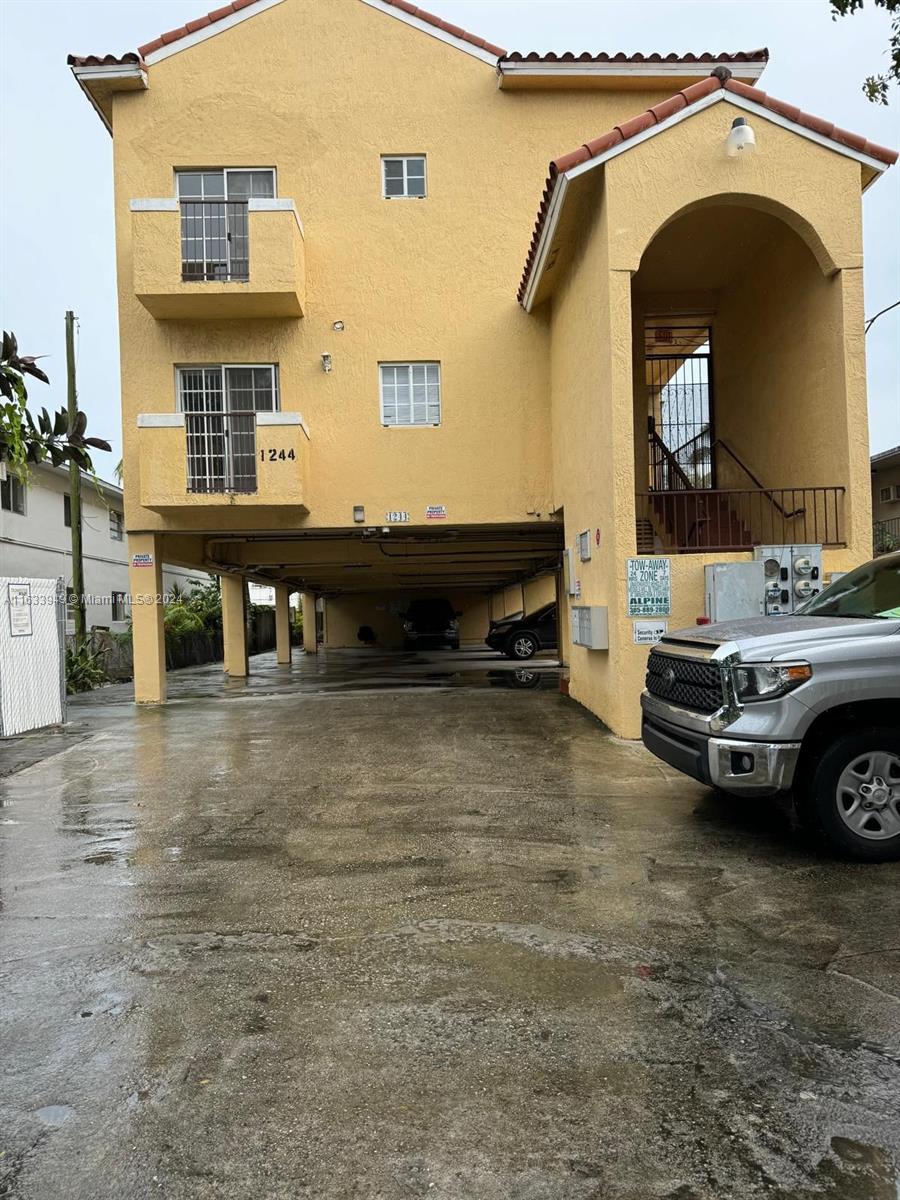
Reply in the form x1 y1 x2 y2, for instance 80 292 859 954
631 199 852 553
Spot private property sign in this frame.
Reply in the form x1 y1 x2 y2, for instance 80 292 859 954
627 558 671 618
131 553 154 568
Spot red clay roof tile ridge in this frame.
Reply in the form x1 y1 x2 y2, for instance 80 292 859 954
501 48 769 65
377 0 506 58
137 0 265 59
519 71 897 304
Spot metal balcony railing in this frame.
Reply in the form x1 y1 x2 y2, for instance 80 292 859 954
180 199 249 282
185 410 257 494
874 516 900 554
637 486 846 552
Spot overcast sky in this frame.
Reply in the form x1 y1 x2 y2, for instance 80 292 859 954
1 0 898 473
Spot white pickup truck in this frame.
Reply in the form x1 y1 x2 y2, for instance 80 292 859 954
641 551 900 862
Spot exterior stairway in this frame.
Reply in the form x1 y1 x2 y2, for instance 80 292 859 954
635 518 657 554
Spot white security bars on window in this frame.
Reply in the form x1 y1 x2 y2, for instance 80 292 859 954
380 363 440 426
177 169 275 281
178 365 278 493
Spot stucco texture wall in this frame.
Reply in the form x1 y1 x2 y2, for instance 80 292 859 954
111 0 690 542
547 100 872 738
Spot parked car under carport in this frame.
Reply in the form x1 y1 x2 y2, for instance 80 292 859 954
486 603 558 660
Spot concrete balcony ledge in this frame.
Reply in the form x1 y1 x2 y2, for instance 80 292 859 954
130 199 305 320
137 412 310 513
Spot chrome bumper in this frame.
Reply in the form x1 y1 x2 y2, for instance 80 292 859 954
707 737 801 795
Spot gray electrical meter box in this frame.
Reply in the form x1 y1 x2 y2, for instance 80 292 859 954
704 561 765 623
755 545 823 615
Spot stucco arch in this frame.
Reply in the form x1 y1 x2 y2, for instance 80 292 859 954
636 192 840 277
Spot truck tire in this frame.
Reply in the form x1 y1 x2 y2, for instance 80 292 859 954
796 729 900 862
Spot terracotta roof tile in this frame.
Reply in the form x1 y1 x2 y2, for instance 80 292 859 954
375 0 507 57
137 0 269 58
518 72 898 304
500 48 769 66
67 52 144 68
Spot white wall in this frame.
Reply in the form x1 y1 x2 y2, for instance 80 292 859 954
0 464 208 632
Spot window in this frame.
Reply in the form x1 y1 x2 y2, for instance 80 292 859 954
64 494 71 527
382 156 426 199
111 591 127 622
577 531 592 562
178 364 279 493
380 363 440 427
176 169 275 282
881 485 900 504
1 474 25 514
109 509 124 540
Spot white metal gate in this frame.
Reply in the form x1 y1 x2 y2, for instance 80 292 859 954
0 576 66 737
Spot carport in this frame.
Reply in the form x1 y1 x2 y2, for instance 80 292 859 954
160 521 563 672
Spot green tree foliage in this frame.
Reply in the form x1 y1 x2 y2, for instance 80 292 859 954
830 0 900 103
1 331 111 477
162 577 222 638
65 640 109 694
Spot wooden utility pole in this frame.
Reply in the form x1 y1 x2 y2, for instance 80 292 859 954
65 310 86 647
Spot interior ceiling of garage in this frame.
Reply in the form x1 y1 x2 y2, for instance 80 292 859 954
201 522 563 596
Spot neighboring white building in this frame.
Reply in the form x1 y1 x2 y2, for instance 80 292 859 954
0 463 208 633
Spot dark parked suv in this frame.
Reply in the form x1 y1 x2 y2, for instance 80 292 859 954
486 603 558 660
402 598 460 650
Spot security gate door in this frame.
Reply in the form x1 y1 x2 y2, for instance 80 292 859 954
645 325 714 491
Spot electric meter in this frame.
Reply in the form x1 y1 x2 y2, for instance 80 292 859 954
794 579 814 600
793 556 813 576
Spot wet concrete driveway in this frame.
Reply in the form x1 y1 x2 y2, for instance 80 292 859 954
1 650 898 1199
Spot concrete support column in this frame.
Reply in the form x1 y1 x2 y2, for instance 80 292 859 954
128 531 166 704
275 585 292 665
221 574 248 678
301 592 317 654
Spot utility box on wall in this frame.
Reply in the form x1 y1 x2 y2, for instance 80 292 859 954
571 605 609 650
704 562 765 623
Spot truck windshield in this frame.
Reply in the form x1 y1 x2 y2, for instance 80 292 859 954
797 554 900 619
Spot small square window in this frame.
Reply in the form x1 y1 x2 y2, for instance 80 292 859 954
382 156 427 199
1 474 25 514
110 509 124 540
111 591 127 622
380 362 441 426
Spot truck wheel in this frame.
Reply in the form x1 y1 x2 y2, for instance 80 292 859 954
796 730 900 862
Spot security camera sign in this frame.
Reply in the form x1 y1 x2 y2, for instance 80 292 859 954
627 557 671 618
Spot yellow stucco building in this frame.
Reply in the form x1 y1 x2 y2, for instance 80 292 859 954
69 0 896 736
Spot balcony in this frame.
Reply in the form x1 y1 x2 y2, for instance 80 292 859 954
636 487 846 553
130 198 305 319
137 412 309 513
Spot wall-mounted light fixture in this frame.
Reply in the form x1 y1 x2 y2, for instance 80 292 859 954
321 353 333 373
332 320 345 332
353 505 365 523
726 116 756 157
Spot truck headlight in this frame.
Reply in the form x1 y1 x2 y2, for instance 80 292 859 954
733 662 812 702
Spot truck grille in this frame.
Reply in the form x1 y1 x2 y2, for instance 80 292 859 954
646 651 724 713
